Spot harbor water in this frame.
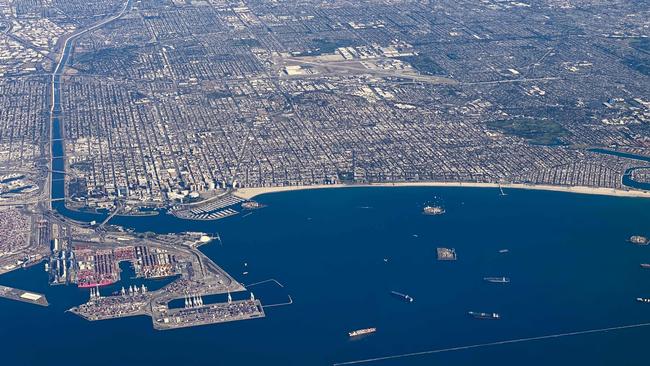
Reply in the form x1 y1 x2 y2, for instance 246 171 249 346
2 186 650 365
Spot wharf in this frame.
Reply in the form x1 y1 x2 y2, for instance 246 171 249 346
153 299 265 330
0 285 49 306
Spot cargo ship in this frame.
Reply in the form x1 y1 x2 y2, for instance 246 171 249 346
636 297 650 303
484 277 510 283
391 291 414 303
468 311 500 319
641 264 650 269
349 328 377 337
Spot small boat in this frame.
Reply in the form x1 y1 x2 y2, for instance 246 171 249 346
468 311 500 319
349 328 377 337
484 277 510 284
641 264 650 269
637 297 650 303
498 249 509 253
391 291 414 303
242 271 249 275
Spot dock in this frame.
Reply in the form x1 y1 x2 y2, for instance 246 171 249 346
0 285 49 306
153 299 265 330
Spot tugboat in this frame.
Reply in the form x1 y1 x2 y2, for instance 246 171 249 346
391 291 414 303
468 311 500 319
349 328 377 337
483 277 510 284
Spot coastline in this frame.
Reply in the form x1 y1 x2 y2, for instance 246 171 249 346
233 182 650 200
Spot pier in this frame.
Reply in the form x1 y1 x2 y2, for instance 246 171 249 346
0 285 49 307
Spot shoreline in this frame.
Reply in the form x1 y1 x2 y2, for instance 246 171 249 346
233 182 650 200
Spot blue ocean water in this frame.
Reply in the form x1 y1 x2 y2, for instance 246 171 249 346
2 187 650 365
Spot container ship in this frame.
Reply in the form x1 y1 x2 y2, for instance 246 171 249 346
349 328 377 337
78 279 115 288
636 298 650 303
483 277 510 283
468 311 500 319
391 291 414 302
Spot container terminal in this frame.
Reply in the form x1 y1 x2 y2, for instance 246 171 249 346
52 222 266 330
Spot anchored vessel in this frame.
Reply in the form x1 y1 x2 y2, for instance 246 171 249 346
484 277 510 283
349 328 377 337
391 291 414 302
468 311 500 319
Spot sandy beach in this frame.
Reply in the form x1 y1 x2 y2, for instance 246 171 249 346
233 182 650 200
